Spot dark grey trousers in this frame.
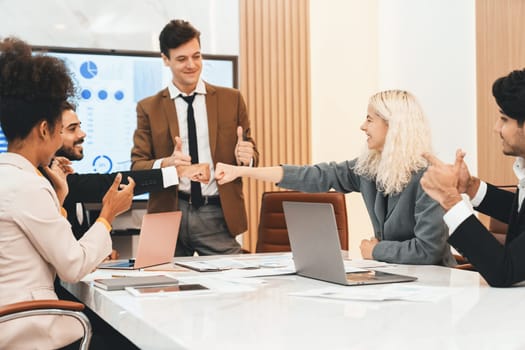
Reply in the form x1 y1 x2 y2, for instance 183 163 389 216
175 198 242 256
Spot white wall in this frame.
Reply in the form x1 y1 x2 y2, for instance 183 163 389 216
378 0 477 168
310 0 476 258
309 0 378 258
0 0 239 54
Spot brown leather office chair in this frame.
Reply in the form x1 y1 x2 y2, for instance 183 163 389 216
256 191 349 253
0 299 92 349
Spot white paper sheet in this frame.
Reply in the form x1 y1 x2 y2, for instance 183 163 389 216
290 285 461 302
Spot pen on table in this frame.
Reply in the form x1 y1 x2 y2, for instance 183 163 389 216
112 274 127 278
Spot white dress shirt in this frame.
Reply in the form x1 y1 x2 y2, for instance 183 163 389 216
153 79 219 196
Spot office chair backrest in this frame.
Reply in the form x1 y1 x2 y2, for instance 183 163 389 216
256 191 348 253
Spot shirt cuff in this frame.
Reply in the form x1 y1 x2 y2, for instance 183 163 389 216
443 197 474 235
96 217 112 231
470 180 487 207
153 158 163 169
161 166 179 188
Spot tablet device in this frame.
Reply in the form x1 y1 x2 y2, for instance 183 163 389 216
125 283 210 296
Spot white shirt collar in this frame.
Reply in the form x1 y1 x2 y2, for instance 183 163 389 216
167 79 206 99
513 157 525 185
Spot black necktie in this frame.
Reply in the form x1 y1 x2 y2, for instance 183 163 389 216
180 94 204 208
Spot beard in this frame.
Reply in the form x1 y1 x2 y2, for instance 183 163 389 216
56 144 84 161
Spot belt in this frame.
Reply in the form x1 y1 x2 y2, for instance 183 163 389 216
177 191 221 206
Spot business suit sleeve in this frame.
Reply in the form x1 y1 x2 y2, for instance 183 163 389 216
475 183 515 223
13 183 111 282
448 185 525 287
66 169 167 203
131 100 158 171
278 161 361 193
372 184 451 265
119 169 166 195
449 215 525 287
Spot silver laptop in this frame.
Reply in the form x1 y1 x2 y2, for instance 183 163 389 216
99 211 182 270
282 201 417 286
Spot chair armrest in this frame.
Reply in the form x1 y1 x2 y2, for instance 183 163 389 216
454 263 475 271
0 299 84 316
0 300 92 350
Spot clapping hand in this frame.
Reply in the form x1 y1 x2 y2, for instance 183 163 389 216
421 152 463 211
100 173 135 223
43 156 74 205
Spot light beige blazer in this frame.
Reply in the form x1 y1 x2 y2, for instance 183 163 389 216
0 153 111 349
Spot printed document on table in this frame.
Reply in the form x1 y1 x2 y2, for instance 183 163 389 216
175 254 294 273
290 285 461 302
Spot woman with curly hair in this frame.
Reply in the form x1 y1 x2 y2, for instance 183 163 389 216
0 37 135 349
215 90 455 266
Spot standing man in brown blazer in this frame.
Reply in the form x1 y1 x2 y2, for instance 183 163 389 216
131 19 258 256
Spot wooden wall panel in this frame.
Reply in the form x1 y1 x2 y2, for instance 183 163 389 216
477 0 525 226
477 0 525 186
240 0 311 252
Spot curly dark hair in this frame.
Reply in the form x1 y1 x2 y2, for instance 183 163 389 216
159 19 201 58
492 68 525 125
0 37 76 142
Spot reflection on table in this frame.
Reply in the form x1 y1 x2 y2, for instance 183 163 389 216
62 253 525 350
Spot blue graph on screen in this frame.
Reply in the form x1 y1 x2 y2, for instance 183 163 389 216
0 128 6 153
80 61 98 79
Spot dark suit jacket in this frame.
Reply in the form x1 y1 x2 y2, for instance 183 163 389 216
64 169 166 239
130 83 259 235
449 183 525 287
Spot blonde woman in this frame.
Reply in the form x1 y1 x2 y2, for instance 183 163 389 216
216 90 455 266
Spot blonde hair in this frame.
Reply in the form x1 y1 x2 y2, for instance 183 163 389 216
353 90 431 194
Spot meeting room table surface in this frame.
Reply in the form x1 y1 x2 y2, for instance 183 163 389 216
62 253 525 350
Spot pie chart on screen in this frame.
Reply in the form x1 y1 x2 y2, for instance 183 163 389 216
80 61 98 79
92 155 112 173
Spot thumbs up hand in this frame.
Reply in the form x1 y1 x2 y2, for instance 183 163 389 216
235 126 254 166
162 136 192 167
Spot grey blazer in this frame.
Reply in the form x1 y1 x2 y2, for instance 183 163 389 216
279 159 455 266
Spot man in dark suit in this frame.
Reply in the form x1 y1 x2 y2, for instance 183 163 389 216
421 68 525 287
131 19 259 256
58 103 208 239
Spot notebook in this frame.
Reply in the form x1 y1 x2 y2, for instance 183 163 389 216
99 211 182 270
93 275 178 291
282 201 417 286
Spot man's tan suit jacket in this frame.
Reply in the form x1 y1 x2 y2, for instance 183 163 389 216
131 83 258 235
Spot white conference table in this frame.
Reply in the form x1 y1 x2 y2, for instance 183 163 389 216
63 253 525 350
